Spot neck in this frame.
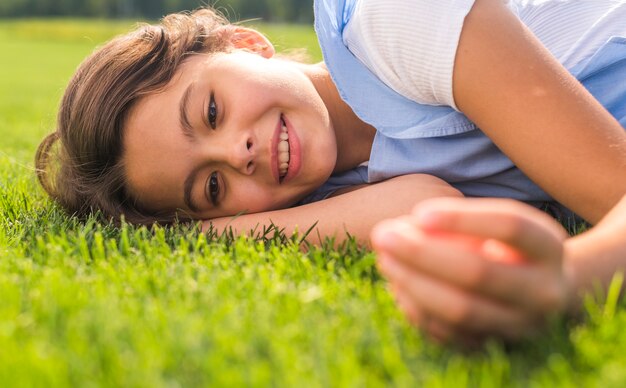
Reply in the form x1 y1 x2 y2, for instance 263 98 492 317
300 62 375 173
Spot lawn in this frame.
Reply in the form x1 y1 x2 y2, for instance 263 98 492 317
1 18 626 387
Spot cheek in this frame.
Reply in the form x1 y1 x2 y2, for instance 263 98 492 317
230 185 280 213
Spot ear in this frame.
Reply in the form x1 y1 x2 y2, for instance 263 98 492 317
230 27 275 58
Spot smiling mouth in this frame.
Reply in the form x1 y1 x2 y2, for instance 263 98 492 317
278 117 290 181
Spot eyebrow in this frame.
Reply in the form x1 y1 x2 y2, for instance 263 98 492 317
179 82 196 140
180 81 200 212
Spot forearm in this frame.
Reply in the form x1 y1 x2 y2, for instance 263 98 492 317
564 194 626 314
206 199 373 246
204 174 462 246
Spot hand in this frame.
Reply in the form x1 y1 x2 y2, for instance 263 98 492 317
371 198 573 345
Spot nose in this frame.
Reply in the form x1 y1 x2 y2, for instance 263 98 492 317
204 133 256 175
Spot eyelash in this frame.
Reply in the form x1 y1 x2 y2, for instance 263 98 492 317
205 93 219 206
207 93 217 129
206 171 220 205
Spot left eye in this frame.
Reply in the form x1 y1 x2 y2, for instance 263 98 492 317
207 94 217 129
206 171 220 205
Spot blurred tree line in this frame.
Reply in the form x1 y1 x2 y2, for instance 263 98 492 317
0 0 314 23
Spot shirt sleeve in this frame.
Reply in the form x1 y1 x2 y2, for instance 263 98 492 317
342 0 476 110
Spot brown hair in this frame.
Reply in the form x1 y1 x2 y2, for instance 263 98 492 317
35 8 236 224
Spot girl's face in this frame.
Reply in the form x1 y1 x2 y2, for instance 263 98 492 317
123 48 337 219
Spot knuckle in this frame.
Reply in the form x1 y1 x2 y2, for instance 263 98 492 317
429 328 453 345
499 215 528 243
425 319 454 344
464 259 489 288
447 299 472 325
537 281 566 312
504 310 537 338
406 306 422 327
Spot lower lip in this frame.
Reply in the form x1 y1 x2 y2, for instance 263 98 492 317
281 115 301 184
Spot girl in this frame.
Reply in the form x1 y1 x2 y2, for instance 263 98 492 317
36 0 626 341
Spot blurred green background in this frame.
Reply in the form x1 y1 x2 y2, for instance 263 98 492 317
0 0 314 22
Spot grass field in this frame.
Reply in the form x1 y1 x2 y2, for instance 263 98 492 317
1 18 626 387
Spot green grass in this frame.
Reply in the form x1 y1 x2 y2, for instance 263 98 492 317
1 18 626 387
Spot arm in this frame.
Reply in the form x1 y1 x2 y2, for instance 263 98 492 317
454 0 626 223
204 174 462 246
371 195 626 344
565 194 626 310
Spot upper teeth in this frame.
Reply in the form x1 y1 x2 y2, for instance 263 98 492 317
278 120 290 178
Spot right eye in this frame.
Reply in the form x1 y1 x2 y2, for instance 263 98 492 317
207 93 217 129
206 171 220 205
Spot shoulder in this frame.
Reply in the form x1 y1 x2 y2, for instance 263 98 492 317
347 0 476 42
344 0 477 107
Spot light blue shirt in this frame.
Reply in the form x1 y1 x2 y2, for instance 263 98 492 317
301 0 626 213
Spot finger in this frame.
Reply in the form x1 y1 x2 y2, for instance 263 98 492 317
422 315 456 345
393 287 469 345
423 318 487 349
393 286 423 327
411 197 567 263
374 221 568 311
380 257 540 340
391 283 496 348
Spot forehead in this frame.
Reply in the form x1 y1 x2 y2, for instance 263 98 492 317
122 58 205 212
